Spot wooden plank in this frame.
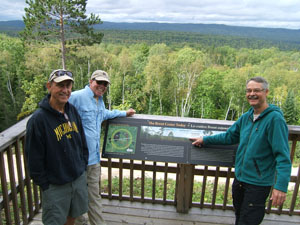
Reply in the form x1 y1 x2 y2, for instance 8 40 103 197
15 139 28 224
141 161 145 202
130 160 134 201
289 165 300 215
152 161 157 202
107 158 112 199
101 199 236 225
104 213 226 225
102 194 175 205
0 116 31 152
32 184 40 213
102 159 236 179
187 165 194 209
176 164 194 213
200 165 208 208
290 139 298 163
174 164 179 203
211 166 220 209
118 158 123 200
163 162 168 203
0 151 12 224
7 146 21 225
176 164 185 212
223 167 232 209
22 137 34 220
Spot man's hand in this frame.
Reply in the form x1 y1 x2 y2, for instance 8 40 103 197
189 137 204 147
126 108 136 117
270 189 286 207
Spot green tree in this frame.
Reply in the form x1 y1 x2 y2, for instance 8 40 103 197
191 67 227 119
170 47 206 117
144 44 172 115
283 90 298 125
21 0 103 69
19 74 48 119
0 34 25 131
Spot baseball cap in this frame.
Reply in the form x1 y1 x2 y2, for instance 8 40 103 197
49 69 74 83
90 70 110 84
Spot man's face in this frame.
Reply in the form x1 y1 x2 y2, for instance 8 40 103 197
246 81 268 109
89 79 108 97
47 80 73 105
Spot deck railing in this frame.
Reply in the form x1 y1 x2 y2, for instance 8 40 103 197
0 117 41 225
0 116 300 224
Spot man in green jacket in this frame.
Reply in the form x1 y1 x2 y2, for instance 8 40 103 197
190 76 291 225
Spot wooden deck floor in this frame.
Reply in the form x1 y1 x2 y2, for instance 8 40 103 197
28 199 299 225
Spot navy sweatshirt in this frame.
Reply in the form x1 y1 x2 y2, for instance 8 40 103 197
25 94 89 191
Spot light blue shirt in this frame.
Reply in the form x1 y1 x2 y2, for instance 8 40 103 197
69 85 126 165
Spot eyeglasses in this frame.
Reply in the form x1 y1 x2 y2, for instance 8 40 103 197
245 88 265 94
94 80 109 87
50 70 73 81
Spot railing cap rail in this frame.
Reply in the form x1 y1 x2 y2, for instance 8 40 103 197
0 116 31 152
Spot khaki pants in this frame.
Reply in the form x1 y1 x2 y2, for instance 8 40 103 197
75 163 106 225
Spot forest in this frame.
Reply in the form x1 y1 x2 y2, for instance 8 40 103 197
0 29 300 133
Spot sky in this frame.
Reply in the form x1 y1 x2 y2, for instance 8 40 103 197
0 0 300 30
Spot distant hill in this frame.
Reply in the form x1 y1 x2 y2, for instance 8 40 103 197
1 20 300 46
0 20 24 30
97 21 300 44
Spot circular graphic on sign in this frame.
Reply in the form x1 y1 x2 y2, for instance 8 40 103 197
111 128 133 150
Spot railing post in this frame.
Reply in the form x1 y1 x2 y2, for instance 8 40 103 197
176 164 194 213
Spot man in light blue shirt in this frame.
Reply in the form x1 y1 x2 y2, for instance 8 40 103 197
69 70 135 225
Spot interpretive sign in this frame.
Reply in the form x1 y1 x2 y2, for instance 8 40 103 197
102 114 237 167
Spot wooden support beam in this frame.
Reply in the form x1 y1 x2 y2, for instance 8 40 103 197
176 164 194 213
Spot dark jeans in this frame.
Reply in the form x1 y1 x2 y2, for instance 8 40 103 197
232 178 271 225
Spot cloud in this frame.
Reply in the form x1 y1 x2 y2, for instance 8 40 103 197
84 0 300 29
0 1 26 20
0 0 299 29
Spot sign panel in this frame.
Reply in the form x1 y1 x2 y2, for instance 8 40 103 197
102 115 237 167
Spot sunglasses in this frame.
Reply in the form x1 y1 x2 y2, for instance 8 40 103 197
94 80 109 87
50 70 73 81
64 113 72 129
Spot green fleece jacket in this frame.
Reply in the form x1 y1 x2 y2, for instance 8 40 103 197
203 104 291 192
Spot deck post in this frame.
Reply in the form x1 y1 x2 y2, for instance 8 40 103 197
176 163 194 213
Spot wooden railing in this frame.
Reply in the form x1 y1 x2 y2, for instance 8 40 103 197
0 116 300 224
0 117 41 225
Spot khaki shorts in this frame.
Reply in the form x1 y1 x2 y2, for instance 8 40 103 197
42 172 88 225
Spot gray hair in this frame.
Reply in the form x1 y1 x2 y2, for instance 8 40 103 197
246 76 269 90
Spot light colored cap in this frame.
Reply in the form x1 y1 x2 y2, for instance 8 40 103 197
90 70 110 84
49 69 74 83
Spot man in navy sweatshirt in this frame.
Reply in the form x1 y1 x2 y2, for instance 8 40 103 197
25 69 89 225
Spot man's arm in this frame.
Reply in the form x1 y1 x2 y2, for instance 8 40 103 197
189 119 241 147
25 117 49 191
76 111 89 166
268 117 291 206
104 106 135 120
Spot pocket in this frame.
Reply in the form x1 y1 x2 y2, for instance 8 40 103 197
42 185 55 210
79 110 96 126
253 159 261 177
